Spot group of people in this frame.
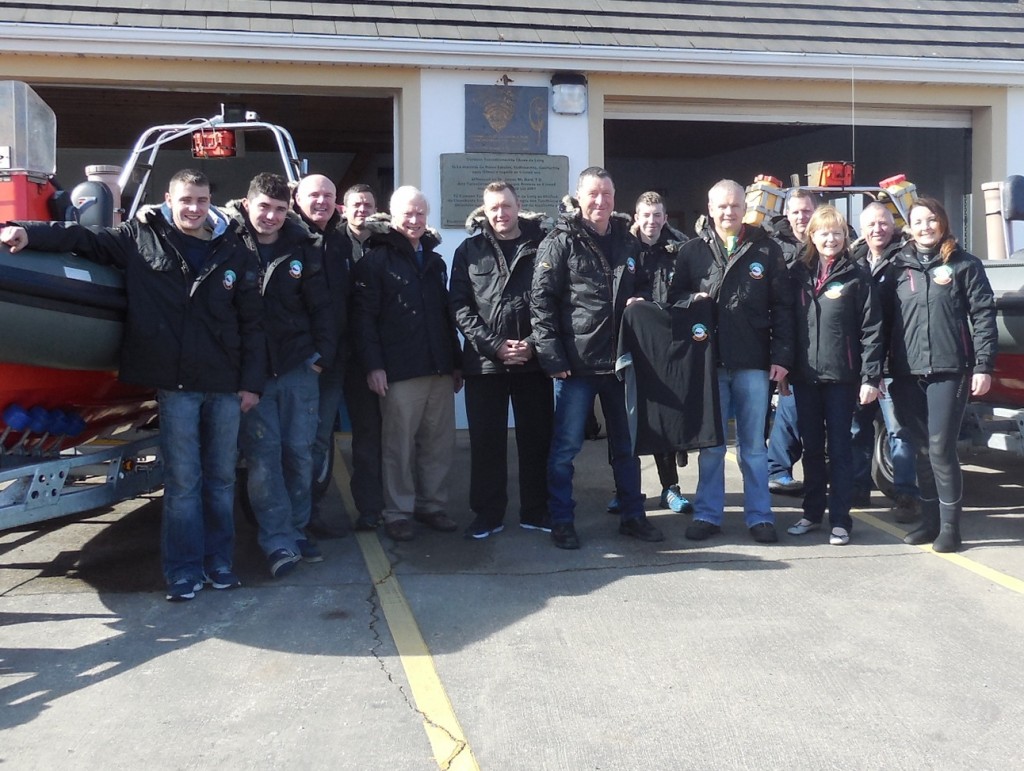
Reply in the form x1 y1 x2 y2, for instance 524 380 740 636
0 162 997 601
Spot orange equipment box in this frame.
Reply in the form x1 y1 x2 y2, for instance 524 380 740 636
807 161 854 187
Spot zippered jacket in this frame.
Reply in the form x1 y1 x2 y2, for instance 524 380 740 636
294 207 350 371
225 203 336 377
631 222 687 305
789 251 883 385
450 210 549 376
667 222 794 372
885 243 997 376
530 199 651 376
17 207 266 394
353 216 462 383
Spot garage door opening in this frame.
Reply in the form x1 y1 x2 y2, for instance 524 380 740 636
606 118 971 243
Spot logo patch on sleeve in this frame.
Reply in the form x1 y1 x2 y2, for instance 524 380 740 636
626 256 637 273
222 269 237 290
289 260 303 279
691 323 709 342
748 262 765 279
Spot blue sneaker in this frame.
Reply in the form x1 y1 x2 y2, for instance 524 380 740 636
296 538 324 563
268 548 300 578
660 485 693 514
166 578 203 602
768 473 804 495
204 568 241 590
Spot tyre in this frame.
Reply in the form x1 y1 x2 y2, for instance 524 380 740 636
870 413 898 501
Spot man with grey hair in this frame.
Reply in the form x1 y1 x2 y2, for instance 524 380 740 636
767 188 819 496
532 166 660 550
668 179 794 544
353 186 463 542
849 200 918 519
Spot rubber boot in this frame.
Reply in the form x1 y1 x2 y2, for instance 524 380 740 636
932 499 962 553
904 497 940 545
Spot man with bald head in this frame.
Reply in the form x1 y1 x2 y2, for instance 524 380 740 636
668 179 794 544
353 186 463 542
849 201 918 520
294 173 355 537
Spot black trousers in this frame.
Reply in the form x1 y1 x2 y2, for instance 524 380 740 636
343 363 385 515
464 371 553 525
889 373 970 506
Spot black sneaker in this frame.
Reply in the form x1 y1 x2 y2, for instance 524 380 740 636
166 578 203 602
268 548 300 578
203 568 241 590
551 522 580 550
354 511 382 531
297 537 324 563
685 520 722 541
750 522 779 543
464 516 505 540
619 517 665 542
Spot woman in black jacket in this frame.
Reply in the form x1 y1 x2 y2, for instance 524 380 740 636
785 206 883 546
886 197 997 552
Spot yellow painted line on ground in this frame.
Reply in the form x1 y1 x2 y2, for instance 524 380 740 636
853 507 1024 595
332 441 479 771
725 449 1024 596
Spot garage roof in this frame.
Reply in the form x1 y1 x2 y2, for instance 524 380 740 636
2 1 1024 61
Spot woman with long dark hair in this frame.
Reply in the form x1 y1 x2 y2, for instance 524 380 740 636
885 197 997 552
785 206 883 545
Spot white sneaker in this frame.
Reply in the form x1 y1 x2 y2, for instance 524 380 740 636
787 518 821 536
830 527 850 546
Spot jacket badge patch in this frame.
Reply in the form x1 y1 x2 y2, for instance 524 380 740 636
289 260 303 279
626 256 637 273
932 265 953 285
748 262 765 279
222 269 237 290
824 282 843 299
691 323 709 342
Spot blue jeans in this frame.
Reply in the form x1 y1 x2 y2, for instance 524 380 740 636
240 366 320 556
767 392 802 479
158 389 242 585
549 374 643 524
850 380 918 497
694 368 772 527
794 382 858 531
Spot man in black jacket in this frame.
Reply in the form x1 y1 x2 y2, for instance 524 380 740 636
531 167 662 550
2 169 265 601
450 181 552 539
293 173 354 538
353 186 463 543
229 173 336 578
668 179 794 544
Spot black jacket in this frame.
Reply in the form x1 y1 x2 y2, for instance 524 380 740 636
631 222 687 305
16 206 266 394
226 203 336 377
450 209 549 376
668 222 794 372
789 251 883 385
294 207 351 370
884 243 997 376
530 200 651 376
768 215 804 267
353 216 461 383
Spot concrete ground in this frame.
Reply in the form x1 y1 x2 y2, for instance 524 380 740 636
2 432 1023 770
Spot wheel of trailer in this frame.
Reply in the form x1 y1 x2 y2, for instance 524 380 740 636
870 413 898 501
312 432 335 497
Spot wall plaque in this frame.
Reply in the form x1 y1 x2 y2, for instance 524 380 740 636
440 153 569 230
465 84 548 154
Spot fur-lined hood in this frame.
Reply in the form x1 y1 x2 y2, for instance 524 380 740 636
628 221 688 253
362 212 443 250
136 202 232 239
463 206 552 235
